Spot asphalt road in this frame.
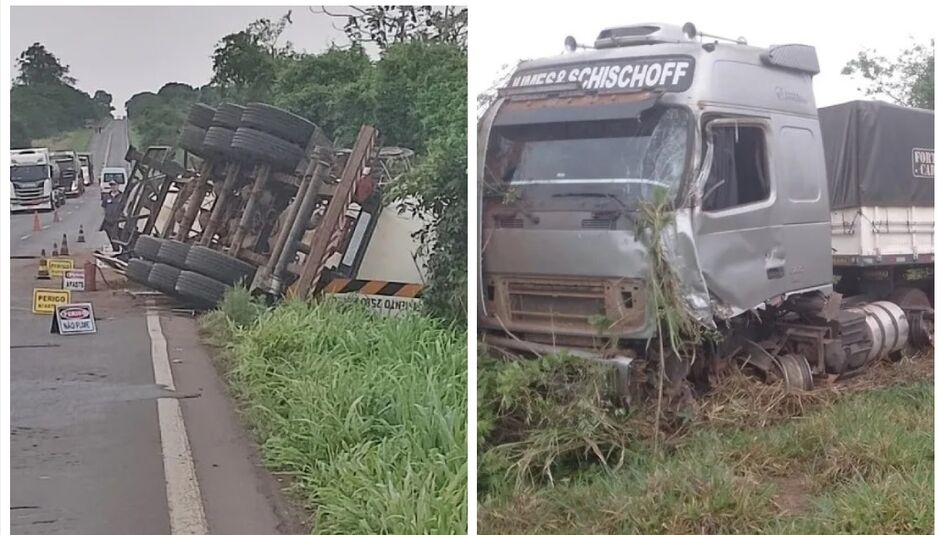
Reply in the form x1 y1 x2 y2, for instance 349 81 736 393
10 120 302 534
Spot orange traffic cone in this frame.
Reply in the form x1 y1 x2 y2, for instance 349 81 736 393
52 242 59 257
77 225 86 243
33 211 41 233
60 234 70 256
37 249 50 280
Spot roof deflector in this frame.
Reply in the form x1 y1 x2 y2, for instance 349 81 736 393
761 44 820 75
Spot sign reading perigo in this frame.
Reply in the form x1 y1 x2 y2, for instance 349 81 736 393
508 56 695 93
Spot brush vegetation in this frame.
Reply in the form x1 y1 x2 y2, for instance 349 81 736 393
203 288 467 534
478 353 933 534
30 128 92 152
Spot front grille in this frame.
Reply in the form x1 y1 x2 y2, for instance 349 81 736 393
581 217 616 229
495 216 523 228
488 276 649 339
13 185 44 200
507 279 608 329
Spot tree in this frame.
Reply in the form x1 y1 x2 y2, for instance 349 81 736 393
273 45 375 145
319 6 467 50
93 89 114 114
11 118 31 149
125 84 201 147
375 42 468 323
211 14 294 101
842 39 934 109
16 42 76 86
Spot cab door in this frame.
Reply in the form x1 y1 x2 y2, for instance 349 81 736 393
691 117 785 313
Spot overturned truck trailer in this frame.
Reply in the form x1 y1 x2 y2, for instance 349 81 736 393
110 102 423 310
478 22 933 394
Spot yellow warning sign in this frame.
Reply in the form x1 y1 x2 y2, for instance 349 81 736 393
33 288 71 314
48 258 75 277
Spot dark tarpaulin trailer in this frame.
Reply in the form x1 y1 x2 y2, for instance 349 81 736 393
819 100 934 210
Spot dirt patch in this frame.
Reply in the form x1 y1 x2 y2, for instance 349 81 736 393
771 475 812 515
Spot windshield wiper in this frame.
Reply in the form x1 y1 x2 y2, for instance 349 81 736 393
552 192 630 210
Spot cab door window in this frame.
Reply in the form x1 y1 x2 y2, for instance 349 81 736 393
702 125 770 211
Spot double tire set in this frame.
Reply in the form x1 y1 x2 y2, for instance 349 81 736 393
126 236 256 309
180 102 318 173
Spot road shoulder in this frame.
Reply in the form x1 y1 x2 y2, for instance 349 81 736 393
160 313 311 535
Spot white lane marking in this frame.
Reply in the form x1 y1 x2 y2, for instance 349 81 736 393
41 225 49 230
66 211 73 216
146 309 209 535
19 235 30 241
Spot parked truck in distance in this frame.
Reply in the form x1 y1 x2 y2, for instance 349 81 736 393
78 152 95 186
824 101 934 331
52 150 85 198
478 22 933 396
10 148 65 212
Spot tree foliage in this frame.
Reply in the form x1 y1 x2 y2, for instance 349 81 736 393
93 89 114 112
10 43 110 148
125 83 219 148
273 45 375 145
323 6 468 50
16 42 75 85
842 39 934 109
381 43 467 321
211 13 294 102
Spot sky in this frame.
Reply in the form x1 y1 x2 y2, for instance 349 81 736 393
470 1 936 107
10 6 361 113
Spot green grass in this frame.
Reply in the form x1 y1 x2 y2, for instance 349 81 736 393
31 127 92 151
202 289 467 534
479 356 933 534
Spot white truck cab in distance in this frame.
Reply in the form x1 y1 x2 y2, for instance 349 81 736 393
10 148 62 212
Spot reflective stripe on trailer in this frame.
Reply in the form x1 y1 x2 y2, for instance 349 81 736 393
323 278 423 298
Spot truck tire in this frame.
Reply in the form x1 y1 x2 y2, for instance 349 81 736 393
187 103 216 129
889 287 933 349
230 127 304 172
126 258 154 283
241 103 316 147
212 103 245 129
134 236 164 261
156 240 191 269
176 270 229 309
889 287 932 309
147 263 181 296
180 124 208 157
184 245 256 286
202 126 238 159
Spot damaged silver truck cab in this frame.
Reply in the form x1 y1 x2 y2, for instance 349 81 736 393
479 22 931 387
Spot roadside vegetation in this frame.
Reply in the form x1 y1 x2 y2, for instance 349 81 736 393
201 289 467 534
30 128 92 152
478 353 933 534
11 42 112 149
